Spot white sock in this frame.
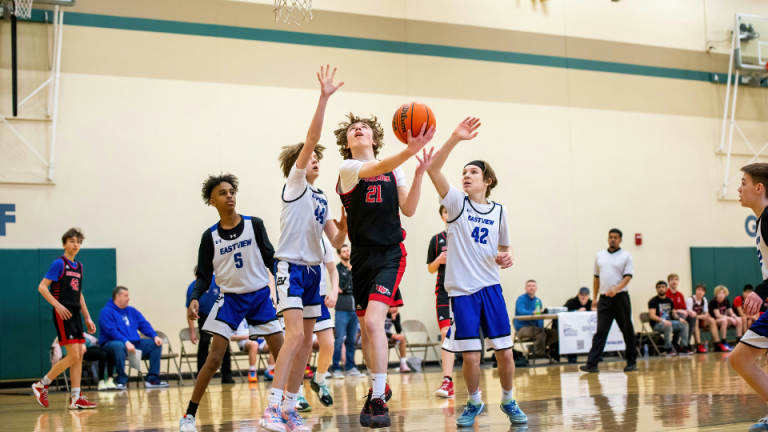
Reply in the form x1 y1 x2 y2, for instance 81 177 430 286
267 365 275 371
314 373 325 386
501 388 514 402
283 391 298 412
400 358 407 366
469 389 482 404
371 373 387 399
298 384 304 397
71 388 80 400
40 376 52 386
267 388 283 406
249 366 256 372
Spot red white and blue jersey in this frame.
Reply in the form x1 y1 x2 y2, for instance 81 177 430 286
45 256 83 309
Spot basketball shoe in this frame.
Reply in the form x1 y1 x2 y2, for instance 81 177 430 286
434 377 455 398
259 404 285 432
179 414 197 432
456 401 484 427
69 392 97 410
31 382 49 408
501 399 528 424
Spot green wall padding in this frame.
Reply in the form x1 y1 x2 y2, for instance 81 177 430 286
0 249 116 381
690 247 762 301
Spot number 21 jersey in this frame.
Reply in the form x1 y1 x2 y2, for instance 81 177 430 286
441 185 510 297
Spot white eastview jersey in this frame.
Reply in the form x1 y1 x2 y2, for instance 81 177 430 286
276 163 332 265
211 216 271 294
318 236 335 296
441 185 510 296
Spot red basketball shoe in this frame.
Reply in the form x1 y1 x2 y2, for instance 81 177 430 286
69 392 97 410
31 382 49 408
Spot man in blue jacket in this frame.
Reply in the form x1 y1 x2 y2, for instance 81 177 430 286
99 286 168 388
513 280 557 357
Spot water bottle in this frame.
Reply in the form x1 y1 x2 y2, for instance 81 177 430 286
643 344 649 358
534 299 542 315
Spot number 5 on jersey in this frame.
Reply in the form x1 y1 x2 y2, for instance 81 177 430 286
234 252 243 268
471 227 488 244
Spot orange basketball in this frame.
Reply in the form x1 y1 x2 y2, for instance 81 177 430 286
392 102 436 144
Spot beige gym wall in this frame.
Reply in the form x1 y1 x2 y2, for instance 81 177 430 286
1 0 768 360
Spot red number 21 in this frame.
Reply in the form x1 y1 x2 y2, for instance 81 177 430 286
366 185 382 203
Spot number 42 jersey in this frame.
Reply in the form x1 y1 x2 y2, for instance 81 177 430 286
441 185 510 297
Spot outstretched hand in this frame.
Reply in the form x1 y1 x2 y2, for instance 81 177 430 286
414 147 438 176
318 65 344 98
407 123 436 155
333 205 348 232
452 117 481 141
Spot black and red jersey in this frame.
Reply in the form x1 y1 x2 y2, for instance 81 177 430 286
51 256 83 309
427 231 447 292
338 171 404 248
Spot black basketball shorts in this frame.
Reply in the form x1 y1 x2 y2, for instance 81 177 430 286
53 307 85 346
350 243 406 317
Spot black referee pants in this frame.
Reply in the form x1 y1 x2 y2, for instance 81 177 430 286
586 292 637 367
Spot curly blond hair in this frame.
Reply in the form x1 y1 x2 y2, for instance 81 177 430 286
333 113 385 160
713 285 729 297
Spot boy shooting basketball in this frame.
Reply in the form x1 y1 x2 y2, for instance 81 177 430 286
180 174 284 432
260 65 347 432
334 108 435 428
729 163 768 432
424 117 527 427
32 228 98 410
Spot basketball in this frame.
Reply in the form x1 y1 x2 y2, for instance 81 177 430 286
392 102 436 144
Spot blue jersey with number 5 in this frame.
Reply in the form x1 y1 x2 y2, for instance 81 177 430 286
441 185 510 297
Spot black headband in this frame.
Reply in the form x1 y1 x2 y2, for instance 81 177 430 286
464 160 485 171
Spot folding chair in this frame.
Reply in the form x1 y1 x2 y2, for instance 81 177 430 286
179 328 200 382
639 312 663 356
230 340 248 383
513 330 536 365
401 320 442 367
154 331 184 385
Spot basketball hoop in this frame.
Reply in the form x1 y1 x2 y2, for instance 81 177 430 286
274 0 312 25
13 0 33 19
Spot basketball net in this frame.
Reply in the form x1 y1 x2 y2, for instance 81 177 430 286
274 0 312 25
14 0 33 19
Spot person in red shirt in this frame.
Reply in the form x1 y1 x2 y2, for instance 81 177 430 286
666 273 696 348
734 285 762 335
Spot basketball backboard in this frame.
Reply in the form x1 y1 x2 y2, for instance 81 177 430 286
736 14 768 72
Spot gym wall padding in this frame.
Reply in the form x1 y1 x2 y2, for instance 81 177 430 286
690 247 762 301
0 249 116 381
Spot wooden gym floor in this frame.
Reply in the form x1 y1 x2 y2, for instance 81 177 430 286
1 353 765 431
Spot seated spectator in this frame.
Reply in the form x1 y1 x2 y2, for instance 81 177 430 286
98 286 169 388
666 273 697 347
710 285 742 345
561 287 594 363
686 284 729 352
513 280 558 357
185 269 233 384
648 280 691 355
733 285 762 336
385 307 410 373
232 320 268 383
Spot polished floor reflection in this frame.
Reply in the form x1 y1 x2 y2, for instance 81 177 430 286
2 353 765 431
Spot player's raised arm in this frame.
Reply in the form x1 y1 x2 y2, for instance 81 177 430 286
357 123 436 179
426 117 481 199
297 65 343 171
325 205 347 249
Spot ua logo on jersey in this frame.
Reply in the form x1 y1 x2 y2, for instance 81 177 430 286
315 206 325 224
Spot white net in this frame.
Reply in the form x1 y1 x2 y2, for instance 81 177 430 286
14 0 33 19
274 0 312 25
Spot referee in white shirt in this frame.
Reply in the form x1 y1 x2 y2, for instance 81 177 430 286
580 229 638 373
